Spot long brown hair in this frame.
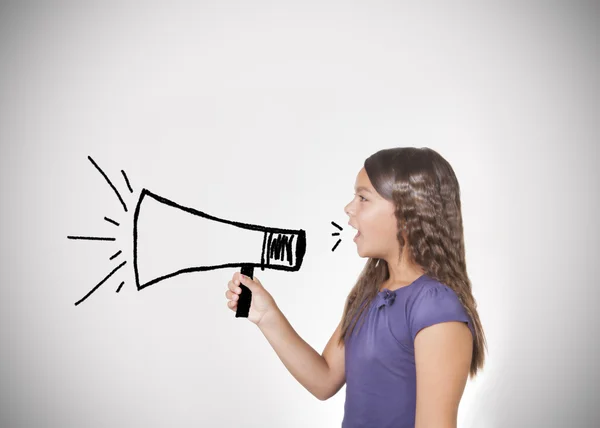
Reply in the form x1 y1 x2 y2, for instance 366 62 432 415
339 147 487 378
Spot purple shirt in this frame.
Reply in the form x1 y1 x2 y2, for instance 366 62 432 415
342 274 474 428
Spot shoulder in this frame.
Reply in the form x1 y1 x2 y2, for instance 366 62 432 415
407 276 459 307
413 277 460 300
407 276 473 342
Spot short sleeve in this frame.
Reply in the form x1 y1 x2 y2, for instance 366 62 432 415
409 284 473 342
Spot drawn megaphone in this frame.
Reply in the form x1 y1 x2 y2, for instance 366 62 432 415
133 189 306 318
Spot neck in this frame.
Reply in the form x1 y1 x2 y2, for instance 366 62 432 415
381 245 425 289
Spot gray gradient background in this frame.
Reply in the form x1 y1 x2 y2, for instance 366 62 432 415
1 1 598 427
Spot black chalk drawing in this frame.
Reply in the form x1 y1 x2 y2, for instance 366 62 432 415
67 236 116 241
331 221 343 252
121 170 133 194
104 217 120 226
71 260 128 306
67 156 314 319
132 188 306 318
87 155 129 212
109 250 122 260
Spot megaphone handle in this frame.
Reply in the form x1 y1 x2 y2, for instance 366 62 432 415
235 266 254 318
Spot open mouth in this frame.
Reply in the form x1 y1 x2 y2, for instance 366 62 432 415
349 223 361 241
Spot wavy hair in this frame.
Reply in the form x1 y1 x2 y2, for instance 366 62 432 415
338 147 487 378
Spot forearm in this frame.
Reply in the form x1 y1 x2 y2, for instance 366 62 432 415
258 307 330 400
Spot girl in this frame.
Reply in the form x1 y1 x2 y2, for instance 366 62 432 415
226 147 487 428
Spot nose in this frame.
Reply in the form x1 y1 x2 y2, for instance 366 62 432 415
344 201 353 217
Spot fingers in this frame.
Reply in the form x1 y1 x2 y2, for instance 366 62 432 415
226 278 243 311
225 289 239 301
227 272 260 312
228 278 243 294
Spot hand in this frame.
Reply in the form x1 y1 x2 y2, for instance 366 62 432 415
226 272 278 327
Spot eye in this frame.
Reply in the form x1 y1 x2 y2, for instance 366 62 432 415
355 194 367 202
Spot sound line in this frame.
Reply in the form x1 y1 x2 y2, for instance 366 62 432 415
104 216 120 226
68 236 116 241
88 155 128 212
74 260 127 306
331 238 341 252
109 250 122 260
332 232 340 236
331 221 343 231
121 170 133 193
116 281 125 293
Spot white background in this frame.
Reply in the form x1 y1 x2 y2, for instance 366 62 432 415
1 1 598 427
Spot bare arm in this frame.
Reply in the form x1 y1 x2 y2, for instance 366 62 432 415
225 273 346 401
319 318 346 400
258 308 346 401
414 321 472 428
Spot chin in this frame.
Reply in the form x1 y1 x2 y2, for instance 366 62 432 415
357 248 373 259
356 240 383 259
358 248 383 260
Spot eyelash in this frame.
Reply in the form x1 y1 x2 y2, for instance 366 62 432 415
356 195 367 202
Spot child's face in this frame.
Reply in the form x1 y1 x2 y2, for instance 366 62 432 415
344 167 399 259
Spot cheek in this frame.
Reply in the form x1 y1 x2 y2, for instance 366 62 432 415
366 213 397 240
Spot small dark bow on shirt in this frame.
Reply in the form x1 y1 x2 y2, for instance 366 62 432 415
376 289 396 308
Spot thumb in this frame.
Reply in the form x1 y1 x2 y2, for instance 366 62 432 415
239 273 260 290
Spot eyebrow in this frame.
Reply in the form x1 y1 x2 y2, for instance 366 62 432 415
354 186 372 193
